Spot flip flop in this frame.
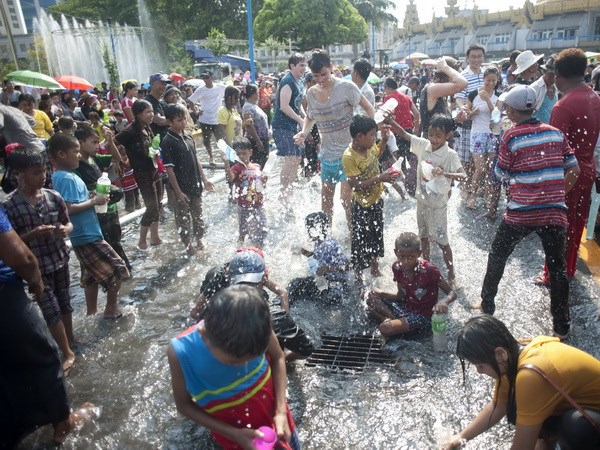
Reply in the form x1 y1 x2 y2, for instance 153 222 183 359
103 313 123 320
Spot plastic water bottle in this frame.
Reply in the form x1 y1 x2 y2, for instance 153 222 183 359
95 172 111 214
253 426 277 450
431 313 448 352
374 97 398 123
491 107 501 124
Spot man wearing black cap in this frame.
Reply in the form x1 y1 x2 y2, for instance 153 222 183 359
188 70 227 165
145 73 170 139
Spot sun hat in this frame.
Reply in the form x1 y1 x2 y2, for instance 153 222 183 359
512 50 544 75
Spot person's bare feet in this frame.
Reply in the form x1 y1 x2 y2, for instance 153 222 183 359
150 238 163 246
137 240 148 250
370 261 382 277
469 300 483 310
62 353 76 376
53 402 96 445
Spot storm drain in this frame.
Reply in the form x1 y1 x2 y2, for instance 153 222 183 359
306 334 395 372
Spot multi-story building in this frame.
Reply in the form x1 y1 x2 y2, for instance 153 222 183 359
393 0 600 59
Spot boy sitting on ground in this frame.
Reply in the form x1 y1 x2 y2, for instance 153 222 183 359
168 284 301 449
389 114 466 288
367 232 456 338
288 211 350 304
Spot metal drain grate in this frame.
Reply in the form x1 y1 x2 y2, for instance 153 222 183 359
306 334 395 372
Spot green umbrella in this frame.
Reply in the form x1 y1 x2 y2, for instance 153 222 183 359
6 70 66 90
367 72 382 85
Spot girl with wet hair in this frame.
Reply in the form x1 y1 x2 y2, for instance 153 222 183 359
441 315 600 450
242 83 270 169
217 86 242 147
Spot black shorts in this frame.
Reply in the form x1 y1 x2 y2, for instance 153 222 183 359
351 199 384 271
541 408 600 449
199 123 219 144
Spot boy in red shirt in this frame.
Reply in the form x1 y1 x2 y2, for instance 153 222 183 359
366 232 456 338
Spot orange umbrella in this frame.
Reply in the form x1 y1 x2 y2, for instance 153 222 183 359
170 72 185 82
55 75 94 91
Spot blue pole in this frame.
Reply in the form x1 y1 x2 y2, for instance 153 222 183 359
246 0 256 83
371 21 376 67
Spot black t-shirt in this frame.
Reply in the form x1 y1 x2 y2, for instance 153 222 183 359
161 130 203 196
144 94 168 139
114 124 155 173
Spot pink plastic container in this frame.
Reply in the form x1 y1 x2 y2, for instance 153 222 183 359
253 426 277 450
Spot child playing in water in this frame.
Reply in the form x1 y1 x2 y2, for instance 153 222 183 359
288 211 350 304
389 114 466 287
73 124 131 273
367 232 456 338
48 132 129 319
3 145 76 372
342 115 400 282
162 104 215 255
168 284 301 449
222 138 268 248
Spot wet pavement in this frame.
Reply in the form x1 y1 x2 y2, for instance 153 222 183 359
17 157 600 449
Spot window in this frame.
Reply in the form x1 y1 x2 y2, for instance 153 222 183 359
478 35 489 45
19 43 27 52
541 30 553 39
595 16 600 35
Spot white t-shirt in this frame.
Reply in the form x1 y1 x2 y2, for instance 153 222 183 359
469 91 498 134
188 84 227 125
398 85 412 98
410 135 463 207
354 82 375 116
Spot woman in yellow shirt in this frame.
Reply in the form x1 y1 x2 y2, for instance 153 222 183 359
18 93 54 140
441 316 600 450
217 86 242 147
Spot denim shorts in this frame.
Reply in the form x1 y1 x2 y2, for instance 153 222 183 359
320 157 347 183
273 128 302 157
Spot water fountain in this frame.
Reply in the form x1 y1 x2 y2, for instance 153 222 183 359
33 0 164 86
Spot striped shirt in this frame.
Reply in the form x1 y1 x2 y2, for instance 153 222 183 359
495 119 577 227
171 322 296 449
455 66 484 100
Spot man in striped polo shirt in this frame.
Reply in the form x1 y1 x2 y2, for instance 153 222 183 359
478 85 580 339
455 44 486 196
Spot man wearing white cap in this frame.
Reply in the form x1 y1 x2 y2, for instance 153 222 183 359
479 84 580 339
512 50 544 85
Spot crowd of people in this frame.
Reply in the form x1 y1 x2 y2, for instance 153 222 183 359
2 44 600 449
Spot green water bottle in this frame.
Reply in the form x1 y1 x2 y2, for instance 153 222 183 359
431 313 447 352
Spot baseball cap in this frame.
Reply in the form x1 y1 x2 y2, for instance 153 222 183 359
200 70 213 79
540 57 556 73
229 250 265 285
149 73 170 83
498 84 537 111
512 50 544 75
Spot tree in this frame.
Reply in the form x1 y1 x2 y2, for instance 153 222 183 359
349 0 395 28
205 28 229 58
49 0 139 26
27 35 50 74
101 44 120 91
254 0 367 51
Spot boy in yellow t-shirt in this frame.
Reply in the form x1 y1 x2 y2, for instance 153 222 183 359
342 115 400 283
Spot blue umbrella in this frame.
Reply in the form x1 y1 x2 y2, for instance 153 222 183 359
392 63 408 70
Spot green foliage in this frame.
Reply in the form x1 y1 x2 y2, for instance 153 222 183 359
205 29 229 57
348 0 395 27
101 44 120 90
49 0 139 26
254 0 367 51
26 35 49 74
